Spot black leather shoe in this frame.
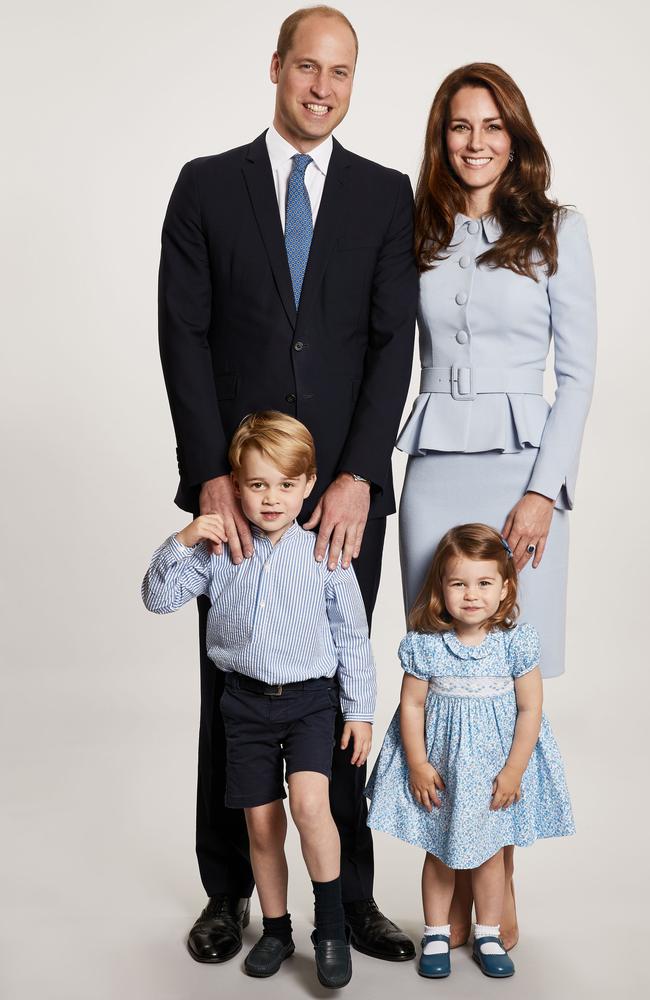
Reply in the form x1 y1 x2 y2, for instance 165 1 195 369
244 934 295 977
344 898 415 962
187 895 251 963
310 928 352 989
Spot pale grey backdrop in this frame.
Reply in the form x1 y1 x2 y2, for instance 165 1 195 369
2 1 648 997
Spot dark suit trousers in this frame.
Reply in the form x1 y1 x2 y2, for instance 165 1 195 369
195 516 386 903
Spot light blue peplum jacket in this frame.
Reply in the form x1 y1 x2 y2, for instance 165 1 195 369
396 210 597 510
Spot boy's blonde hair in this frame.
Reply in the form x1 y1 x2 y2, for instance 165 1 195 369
229 411 317 480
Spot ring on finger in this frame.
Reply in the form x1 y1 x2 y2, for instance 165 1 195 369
526 543 536 554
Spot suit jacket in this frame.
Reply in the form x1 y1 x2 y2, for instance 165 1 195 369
158 131 418 516
397 210 597 509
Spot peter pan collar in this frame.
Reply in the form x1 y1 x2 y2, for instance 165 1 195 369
453 213 502 244
482 215 502 243
442 629 500 659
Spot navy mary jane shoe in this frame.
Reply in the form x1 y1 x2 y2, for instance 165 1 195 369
418 934 451 978
472 936 515 978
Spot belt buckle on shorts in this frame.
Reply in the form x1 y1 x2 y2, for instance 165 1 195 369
265 683 283 697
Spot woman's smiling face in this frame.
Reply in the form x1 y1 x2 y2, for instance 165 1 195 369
446 86 512 203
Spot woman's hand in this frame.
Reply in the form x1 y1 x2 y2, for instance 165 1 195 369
503 492 554 571
408 762 445 811
490 765 522 811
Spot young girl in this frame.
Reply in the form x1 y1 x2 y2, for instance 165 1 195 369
365 524 574 979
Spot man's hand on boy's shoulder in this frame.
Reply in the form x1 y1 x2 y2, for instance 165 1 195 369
199 474 253 562
340 721 373 767
176 514 229 552
304 473 371 571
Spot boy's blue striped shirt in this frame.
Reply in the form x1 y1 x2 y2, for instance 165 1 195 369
142 522 376 721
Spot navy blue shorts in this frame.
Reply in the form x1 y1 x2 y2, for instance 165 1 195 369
220 673 339 809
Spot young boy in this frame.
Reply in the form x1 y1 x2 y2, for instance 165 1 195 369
142 411 376 989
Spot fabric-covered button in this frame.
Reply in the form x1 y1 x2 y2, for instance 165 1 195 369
459 255 471 268
456 330 469 344
467 220 480 235
455 291 468 305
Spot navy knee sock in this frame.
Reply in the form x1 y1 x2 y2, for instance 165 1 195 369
262 912 293 945
312 877 346 942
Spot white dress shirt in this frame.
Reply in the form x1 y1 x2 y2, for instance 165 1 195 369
265 124 333 232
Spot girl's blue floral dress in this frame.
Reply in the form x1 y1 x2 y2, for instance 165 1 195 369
365 624 575 868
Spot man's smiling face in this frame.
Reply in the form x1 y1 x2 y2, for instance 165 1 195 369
270 13 356 152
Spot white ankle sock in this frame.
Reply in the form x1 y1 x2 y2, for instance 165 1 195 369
474 923 505 955
423 924 451 954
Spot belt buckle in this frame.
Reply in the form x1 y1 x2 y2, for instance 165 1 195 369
266 684 283 697
451 364 476 401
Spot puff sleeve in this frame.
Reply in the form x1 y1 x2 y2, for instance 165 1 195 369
398 632 436 680
507 623 541 678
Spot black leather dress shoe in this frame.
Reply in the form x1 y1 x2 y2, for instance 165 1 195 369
344 898 415 962
187 895 251 963
310 929 352 989
244 934 295 977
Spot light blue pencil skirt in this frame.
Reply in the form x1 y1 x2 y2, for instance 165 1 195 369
398 447 569 678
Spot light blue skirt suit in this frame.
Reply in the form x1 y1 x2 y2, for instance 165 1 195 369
398 211 597 677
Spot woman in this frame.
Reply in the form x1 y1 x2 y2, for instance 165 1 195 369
398 64 596 949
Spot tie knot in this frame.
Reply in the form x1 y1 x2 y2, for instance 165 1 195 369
291 153 312 176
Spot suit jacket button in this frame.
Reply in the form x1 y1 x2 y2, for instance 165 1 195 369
456 330 469 344
294 341 304 351
459 255 471 268
285 393 297 403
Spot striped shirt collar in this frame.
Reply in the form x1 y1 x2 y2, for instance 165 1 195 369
250 519 301 543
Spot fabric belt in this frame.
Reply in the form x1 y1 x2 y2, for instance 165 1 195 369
419 365 544 401
226 671 335 698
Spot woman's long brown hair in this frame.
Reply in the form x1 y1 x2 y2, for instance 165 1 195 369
415 63 564 279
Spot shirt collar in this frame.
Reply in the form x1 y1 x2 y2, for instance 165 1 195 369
442 628 500 660
250 519 300 543
265 124 333 177
453 212 502 244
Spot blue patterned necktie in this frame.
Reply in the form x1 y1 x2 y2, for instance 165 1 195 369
285 153 313 307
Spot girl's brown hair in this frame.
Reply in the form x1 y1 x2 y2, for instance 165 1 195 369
414 62 564 279
408 523 519 634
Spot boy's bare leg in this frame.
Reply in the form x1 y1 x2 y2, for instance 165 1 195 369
287 771 340 880
449 870 473 947
500 846 519 950
422 853 456 926
244 800 288 917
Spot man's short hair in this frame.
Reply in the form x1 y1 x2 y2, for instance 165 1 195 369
229 411 317 480
276 5 358 62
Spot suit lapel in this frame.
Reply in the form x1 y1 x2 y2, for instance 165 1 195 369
242 132 297 329
296 139 351 327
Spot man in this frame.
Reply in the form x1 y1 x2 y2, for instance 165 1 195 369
158 5 418 965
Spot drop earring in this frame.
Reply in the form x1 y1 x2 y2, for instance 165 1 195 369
508 150 515 163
